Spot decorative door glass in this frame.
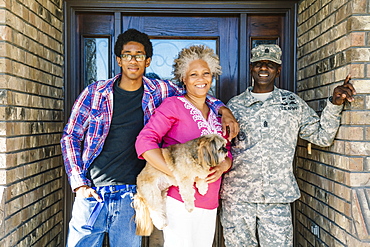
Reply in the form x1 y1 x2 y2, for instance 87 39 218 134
84 37 110 88
146 39 217 95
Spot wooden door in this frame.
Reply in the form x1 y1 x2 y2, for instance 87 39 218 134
67 13 291 107
121 15 239 104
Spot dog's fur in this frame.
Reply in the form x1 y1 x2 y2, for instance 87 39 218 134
133 134 228 236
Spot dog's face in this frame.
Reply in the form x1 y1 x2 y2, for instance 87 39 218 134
197 134 228 168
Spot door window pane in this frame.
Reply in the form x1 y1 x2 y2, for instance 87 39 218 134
84 37 109 87
146 39 217 96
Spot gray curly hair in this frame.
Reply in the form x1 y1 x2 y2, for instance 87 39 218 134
172 45 222 84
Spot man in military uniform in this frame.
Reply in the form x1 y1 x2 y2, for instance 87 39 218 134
220 44 356 247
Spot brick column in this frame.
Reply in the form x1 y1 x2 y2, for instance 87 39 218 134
0 0 64 246
296 0 370 246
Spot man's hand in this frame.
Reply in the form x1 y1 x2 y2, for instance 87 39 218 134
332 75 356 105
75 185 102 202
219 106 239 140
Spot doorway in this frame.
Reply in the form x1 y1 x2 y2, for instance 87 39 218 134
63 2 298 246
66 11 294 109
72 14 240 103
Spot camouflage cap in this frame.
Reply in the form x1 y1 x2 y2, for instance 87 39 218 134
250 44 282 65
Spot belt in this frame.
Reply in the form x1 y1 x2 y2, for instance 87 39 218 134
93 184 137 194
81 184 136 230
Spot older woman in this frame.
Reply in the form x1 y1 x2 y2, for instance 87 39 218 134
135 45 232 247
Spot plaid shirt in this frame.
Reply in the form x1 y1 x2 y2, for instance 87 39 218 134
61 74 224 191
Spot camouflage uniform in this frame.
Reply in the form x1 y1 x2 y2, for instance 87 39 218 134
220 86 343 246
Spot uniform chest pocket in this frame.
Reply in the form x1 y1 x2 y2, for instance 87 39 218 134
268 108 300 140
232 121 258 150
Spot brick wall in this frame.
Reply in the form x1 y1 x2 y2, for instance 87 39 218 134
296 0 370 246
0 0 64 246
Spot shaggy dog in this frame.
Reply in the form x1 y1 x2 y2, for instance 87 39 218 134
133 134 228 236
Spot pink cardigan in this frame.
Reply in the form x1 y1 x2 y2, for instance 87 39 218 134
135 96 231 209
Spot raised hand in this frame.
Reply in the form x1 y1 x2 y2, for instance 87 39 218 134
332 74 356 105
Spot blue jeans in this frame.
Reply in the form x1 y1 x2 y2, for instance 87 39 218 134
67 185 142 247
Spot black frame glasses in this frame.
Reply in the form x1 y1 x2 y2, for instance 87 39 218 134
120 54 147 62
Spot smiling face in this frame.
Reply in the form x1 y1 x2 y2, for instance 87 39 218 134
183 59 213 99
116 41 151 88
250 60 281 93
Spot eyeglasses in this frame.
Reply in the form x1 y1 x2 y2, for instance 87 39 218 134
120 54 147 62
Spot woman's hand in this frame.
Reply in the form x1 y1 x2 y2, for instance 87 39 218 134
219 106 239 141
205 157 232 183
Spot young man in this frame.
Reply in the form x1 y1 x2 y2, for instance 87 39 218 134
220 44 356 247
61 29 238 247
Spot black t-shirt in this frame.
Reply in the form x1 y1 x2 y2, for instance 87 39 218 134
87 81 146 186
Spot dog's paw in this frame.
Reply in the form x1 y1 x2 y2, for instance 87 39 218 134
197 186 208 196
196 183 208 196
184 203 195 213
151 213 168 230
